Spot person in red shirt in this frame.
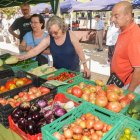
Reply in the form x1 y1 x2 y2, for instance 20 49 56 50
111 1 140 93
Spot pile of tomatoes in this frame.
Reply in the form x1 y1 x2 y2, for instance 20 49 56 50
47 72 76 81
67 82 136 113
0 86 50 107
0 77 32 93
53 113 112 140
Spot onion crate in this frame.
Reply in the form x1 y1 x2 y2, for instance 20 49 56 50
41 102 124 140
111 117 140 140
40 68 82 82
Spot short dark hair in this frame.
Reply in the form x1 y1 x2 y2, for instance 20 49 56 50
95 15 100 18
31 14 45 29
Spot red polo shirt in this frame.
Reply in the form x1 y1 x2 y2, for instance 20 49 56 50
111 22 140 85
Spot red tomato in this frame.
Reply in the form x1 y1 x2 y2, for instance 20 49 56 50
126 93 135 101
38 86 50 94
71 86 83 97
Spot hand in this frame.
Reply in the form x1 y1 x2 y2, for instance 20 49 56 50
15 55 25 61
83 67 91 79
26 46 32 51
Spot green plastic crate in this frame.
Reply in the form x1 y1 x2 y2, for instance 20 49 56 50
41 102 124 140
111 117 140 140
40 68 82 82
8 60 38 72
58 77 140 115
58 76 96 92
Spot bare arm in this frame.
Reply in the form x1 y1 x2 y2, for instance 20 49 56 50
8 26 20 39
17 36 50 60
128 67 140 92
69 31 91 77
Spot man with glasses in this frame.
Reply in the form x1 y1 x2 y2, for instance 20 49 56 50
8 3 32 43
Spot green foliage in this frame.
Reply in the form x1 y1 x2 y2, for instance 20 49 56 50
0 7 19 17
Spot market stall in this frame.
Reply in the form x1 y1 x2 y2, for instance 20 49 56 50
0 52 140 140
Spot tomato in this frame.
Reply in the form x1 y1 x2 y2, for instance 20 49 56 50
71 86 83 98
126 93 135 101
106 101 122 113
93 121 104 131
5 81 16 89
38 86 50 94
107 91 119 102
95 95 108 107
25 79 32 84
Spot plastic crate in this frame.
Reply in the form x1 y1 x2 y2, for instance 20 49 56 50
0 71 39 99
58 77 140 114
40 68 82 82
41 102 124 140
120 90 140 114
28 64 57 77
0 77 55 127
9 59 38 72
58 76 96 92
111 117 140 140
8 93 79 140
0 67 14 79
8 92 56 140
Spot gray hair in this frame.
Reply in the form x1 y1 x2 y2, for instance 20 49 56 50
46 16 68 33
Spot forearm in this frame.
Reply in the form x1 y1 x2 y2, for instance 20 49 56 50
128 68 140 92
9 27 20 39
78 50 88 69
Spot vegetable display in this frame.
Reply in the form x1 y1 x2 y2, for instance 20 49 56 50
47 72 76 81
0 77 32 93
10 95 76 135
0 86 50 107
53 113 112 140
67 82 136 113
127 100 140 120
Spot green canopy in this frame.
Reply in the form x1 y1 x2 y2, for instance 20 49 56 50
0 0 59 15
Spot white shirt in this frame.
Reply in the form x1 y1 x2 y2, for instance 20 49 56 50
106 23 120 46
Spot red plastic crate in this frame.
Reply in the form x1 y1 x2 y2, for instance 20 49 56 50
9 115 42 140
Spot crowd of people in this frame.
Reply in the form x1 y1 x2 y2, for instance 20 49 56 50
0 1 140 93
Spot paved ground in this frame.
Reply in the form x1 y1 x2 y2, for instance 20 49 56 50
0 33 110 84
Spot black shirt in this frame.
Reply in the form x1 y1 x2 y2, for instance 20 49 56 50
11 16 32 42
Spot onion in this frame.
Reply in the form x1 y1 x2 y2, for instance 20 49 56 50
44 109 53 118
54 108 67 117
37 99 47 108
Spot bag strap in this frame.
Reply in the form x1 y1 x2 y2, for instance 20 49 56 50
31 31 36 46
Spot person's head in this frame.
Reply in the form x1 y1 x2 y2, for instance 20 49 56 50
31 14 45 31
95 15 100 21
44 8 50 15
111 1 133 31
20 3 31 18
46 16 68 39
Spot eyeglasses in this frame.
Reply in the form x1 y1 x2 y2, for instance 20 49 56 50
31 22 40 25
49 28 61 35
